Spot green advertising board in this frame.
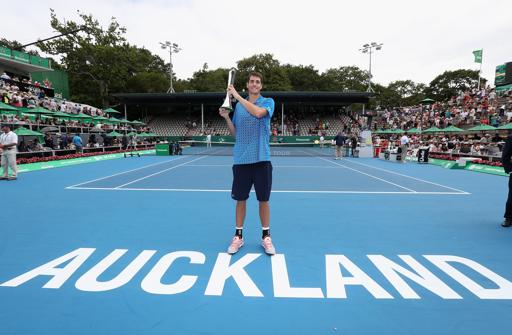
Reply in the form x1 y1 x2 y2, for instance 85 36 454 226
12 50 29 63
18 150 155 173
0 45 52 69
156 143 170 156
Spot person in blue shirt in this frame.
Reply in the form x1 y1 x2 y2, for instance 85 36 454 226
219 71 276 255
72 133 83 153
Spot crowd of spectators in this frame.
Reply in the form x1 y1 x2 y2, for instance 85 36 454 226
370 86 512 159
273 110 302 136
0 73 154 153
374 132 505 158
373 86 512 132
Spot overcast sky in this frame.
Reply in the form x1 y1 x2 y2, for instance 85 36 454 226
2 0 511 87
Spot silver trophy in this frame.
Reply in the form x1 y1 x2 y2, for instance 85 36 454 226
220 68 237 111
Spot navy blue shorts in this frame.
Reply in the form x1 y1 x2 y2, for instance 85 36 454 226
231 161 273 201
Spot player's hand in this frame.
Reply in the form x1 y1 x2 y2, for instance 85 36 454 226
219 108 230 119
227 85 240 101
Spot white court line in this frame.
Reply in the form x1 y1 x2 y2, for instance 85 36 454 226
339 158 470 194
65 147 215 189
316 156 418 193
113 155 210 189
186 164 338 168
65 155 189 189
65 186 469 195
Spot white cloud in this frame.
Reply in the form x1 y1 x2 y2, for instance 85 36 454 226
2 0 511 86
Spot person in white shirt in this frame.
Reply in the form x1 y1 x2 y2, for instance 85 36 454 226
0 124 18 180
206 133 212 148
400 132 410 163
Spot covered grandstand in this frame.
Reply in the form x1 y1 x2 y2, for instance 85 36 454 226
114 91 373 137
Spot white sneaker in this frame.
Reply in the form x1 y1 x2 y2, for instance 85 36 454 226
261 236 276 255
227 236 244 254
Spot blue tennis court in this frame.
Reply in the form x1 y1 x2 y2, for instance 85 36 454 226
1 154 511 335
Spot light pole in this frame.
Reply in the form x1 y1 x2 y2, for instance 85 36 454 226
160 41 181 93
359 42 383 93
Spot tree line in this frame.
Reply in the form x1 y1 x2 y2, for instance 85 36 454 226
1 10 483 108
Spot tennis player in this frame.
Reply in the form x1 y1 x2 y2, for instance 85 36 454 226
219 72 276 255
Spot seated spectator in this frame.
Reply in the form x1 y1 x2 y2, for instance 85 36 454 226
44 133 54 149
28 139 44 152
18 140 27 152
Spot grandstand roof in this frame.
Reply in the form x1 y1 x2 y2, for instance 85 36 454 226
0 57 53 73
113 91 372 106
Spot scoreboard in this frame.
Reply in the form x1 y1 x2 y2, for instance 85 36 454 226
495 62 512 86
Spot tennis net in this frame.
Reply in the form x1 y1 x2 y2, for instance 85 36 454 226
175 140 337 157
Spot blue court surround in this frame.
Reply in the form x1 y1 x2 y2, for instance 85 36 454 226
1 155 511 335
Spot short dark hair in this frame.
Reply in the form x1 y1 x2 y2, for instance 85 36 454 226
247 71 263 84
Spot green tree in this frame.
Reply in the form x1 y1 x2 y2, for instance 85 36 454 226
37 9 168 106
126 72 168 93
236 54 291 91
425 69 482 101
0 38 26 52
189 68 230 92
320 66 368 91
372 83 395 109
282 64 322 91
385 80 426 107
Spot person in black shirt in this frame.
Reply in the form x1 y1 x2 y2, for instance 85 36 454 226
501 132 512 227
333 131 346 160
350 136 358 157
174 141 183 155
121 135 128 150
44 133 53 149
492 133 502 143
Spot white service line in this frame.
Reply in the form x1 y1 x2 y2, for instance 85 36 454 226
65 155 189 188
317 157 418 193
65 186 468 195
339 159 470 194
113 155 210 189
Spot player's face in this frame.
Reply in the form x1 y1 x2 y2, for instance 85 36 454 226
246 76 262 95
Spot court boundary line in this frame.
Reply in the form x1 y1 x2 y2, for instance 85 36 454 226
64 149 469 195
316 156 418 193
338 158 470 194
65 155 189 188
65 148 215 189
65 186 469 195
113 155 210 189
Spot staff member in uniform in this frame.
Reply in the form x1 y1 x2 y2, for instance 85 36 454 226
400 132 410 163
501 132 512 227
0 124 19 180
219 71 276 255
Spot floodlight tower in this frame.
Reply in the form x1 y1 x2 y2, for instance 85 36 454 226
160 41 182 93
359 42 383 93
